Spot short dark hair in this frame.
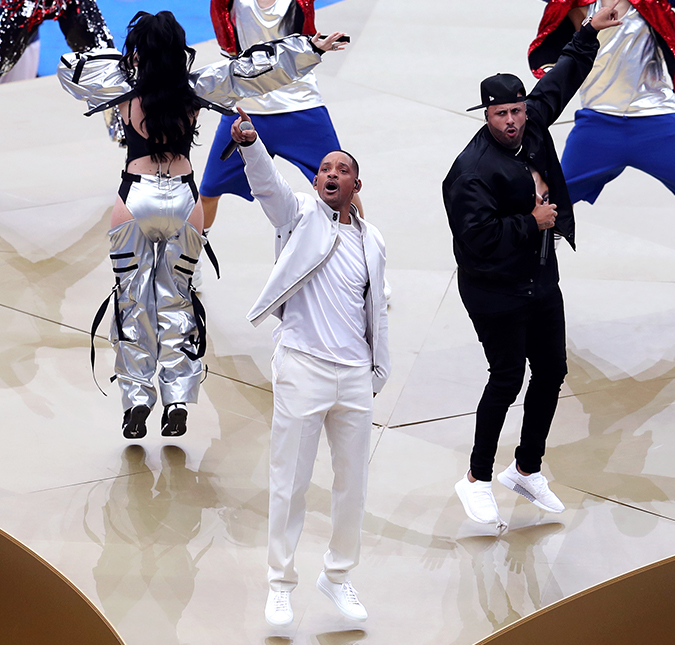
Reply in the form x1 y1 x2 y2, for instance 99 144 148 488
321 150 360 177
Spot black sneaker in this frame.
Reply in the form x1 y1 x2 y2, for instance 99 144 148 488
122 405 151 439
161 403 188 437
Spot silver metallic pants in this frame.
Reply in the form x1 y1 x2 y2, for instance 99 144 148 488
109 173 204 410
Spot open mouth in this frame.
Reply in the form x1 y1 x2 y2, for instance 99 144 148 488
324 181 339 193
506 127 518 136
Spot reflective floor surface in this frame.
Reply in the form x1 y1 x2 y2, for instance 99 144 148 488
1 0 674 643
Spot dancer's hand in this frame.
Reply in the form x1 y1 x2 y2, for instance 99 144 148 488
231 107 257 144
311 32 348 53
532 194 557 231
591 0 623 30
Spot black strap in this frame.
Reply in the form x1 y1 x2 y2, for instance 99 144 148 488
196 96 235 116
181 282 207 361
121 170 142 183
87 90 232 119
90 288 112 395
90 279 131 395
239 42 275 58
203 240 221 279
113 264 138 273
85 89 138 117
72 57 87 84
120 170 195 183
112 278 131 343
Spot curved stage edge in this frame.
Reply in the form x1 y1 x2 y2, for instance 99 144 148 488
478 554 675 644
0 527 125 645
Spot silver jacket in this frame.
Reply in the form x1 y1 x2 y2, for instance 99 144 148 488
57 35 323 114
580 1 675 116
241 137 390 394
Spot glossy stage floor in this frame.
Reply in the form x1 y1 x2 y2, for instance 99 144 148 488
1 1 675 643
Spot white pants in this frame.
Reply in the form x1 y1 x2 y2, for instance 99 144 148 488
268 346 373 591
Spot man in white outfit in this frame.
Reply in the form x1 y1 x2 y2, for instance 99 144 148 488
231 108 390 627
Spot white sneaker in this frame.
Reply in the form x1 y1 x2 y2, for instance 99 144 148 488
454 473 504 525
264 590 293 627
497 460 565 513
317 572 367 621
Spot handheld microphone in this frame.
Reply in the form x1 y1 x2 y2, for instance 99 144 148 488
540 193 550 266
220 121 255 161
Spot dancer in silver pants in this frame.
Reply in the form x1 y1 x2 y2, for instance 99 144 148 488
57 10 345 438
110 172 205 423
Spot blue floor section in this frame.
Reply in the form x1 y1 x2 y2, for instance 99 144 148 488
37 0 345 77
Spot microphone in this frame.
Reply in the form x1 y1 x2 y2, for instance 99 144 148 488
220 121 255 161
540 230 549 266
540 192 551 266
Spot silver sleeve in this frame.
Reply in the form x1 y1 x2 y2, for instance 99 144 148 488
57 48 132 112
190 35 322 110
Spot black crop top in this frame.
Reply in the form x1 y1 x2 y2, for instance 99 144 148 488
123 101 192 165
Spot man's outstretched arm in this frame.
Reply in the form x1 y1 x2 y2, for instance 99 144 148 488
233 107 300 229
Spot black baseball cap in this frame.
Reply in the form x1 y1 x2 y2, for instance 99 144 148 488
467 73 527 112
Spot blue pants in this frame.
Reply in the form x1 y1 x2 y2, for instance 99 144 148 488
561 109 675 204
199 106 341 201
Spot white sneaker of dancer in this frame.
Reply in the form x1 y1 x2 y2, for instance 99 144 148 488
317 572 368 621
264 590 293 627
455 473 505 525
497 460 565 513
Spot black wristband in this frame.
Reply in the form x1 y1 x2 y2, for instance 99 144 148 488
309 37 324 56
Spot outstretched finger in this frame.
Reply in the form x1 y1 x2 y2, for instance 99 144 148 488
236 106 252 122
608 0 621 20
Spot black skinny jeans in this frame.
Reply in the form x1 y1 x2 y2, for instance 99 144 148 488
467 286 567 481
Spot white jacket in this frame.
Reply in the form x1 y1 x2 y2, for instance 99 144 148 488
242 137 390 393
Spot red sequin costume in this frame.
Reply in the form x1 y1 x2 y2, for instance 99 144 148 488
0 0 113 76
528 0 675 79
210 0 316 54
528 1 675 205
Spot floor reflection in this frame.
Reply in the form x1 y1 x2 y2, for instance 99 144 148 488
452 522 564 641
200 354 273 549
554 347 675 514
87 445 218 644
0 206 110 413
315 629 367 645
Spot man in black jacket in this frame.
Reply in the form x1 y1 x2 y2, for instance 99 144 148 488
443 4 621 527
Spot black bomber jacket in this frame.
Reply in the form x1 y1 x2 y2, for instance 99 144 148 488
443 24 600 311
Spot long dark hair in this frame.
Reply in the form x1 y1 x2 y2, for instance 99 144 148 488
120 11 201 161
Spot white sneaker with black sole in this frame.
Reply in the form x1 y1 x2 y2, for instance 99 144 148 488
317 571 367 621
497 460 565 513
264 589 293 627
